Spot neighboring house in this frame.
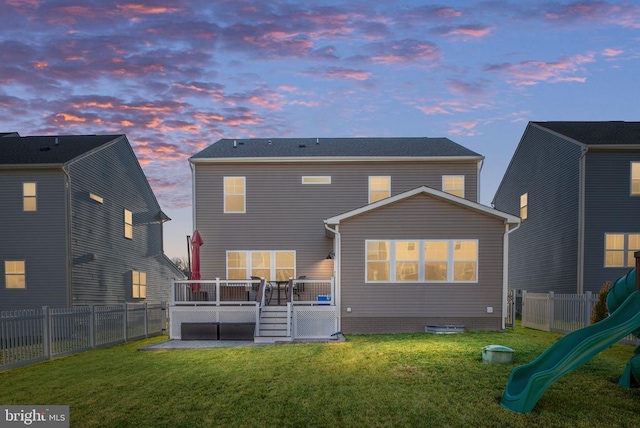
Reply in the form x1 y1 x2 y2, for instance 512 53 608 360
492 121 640 295
0 132 184 311
188 138 520 335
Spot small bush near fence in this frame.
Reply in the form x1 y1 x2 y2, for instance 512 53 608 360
0 303 166 372
591 281 611 325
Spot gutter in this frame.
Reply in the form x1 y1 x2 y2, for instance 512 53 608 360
324 222 341 332
190 155 485 164
502 220 521 330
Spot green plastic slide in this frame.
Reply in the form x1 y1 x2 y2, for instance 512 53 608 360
501 268 640 413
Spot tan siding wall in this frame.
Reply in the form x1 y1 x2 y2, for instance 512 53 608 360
338 193 505 331
194 160 478 280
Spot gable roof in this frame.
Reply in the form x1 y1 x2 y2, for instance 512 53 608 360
325 186 520 226
532 122 640 146
190 137 483 162
0 134 122 165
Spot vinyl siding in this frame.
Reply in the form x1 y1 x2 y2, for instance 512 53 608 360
0 169 69 310
193 160 479 280
583 151 640 292
492 125 581 293
67 137 177 305
338 193 505 332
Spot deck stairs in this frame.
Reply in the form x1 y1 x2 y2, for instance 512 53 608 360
255 306 293 343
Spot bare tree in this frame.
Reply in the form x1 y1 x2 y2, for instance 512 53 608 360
171 257 190 276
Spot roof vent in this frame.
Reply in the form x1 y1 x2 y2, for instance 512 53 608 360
39 146 51 152
233 140 237 148
299 144 306 148
316 138 320 144
55 137 59 146
268 140 272 145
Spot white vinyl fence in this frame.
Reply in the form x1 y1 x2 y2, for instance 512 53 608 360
1 303 166 372
521 291 640 345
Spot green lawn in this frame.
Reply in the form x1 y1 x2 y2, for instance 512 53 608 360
1 326 638 427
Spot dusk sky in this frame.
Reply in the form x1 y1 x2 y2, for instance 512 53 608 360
1 0 639 259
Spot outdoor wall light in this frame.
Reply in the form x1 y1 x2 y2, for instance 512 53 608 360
326 252 335 260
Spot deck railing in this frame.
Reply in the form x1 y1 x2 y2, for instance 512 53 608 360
289 278 334 305
172 279 262 305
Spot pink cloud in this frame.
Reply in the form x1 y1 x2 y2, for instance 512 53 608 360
302 66 372 81
365 39 440 64
485 53 595 86
433 25 494 39
416 106 450 115
545 2 640 29
449 120 480 136
602 48 623 57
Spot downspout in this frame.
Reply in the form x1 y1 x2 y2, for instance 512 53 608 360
502 221 521 330
577 147 588 294
477 158 484 202
62 165 73 307
190 161 196 231
324 222 341 332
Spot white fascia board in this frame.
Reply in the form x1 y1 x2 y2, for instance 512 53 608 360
189 155 484 164
324 185 520 225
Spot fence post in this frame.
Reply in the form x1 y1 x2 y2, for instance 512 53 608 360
144 302 149 338
89 305 96 349
42 306 51 360
584 291 592 327
548 291 554 332
123 303 128 342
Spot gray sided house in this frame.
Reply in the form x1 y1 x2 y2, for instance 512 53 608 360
492 121 640 295
190 138 520 333
0 133 183 311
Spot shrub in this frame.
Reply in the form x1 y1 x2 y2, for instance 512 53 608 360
591 281 611 324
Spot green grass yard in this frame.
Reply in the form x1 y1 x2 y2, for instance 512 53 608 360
1 326 638 427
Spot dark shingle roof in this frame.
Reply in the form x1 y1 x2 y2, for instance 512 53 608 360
190 137 482 160
0 134 121 165
533 121 640 146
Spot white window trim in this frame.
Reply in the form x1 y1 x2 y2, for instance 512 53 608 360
23 182 37 212
365 239 479 284
224 176 246 214
631 162 640 196
124 209 133 239
604 233 640 268
520 193 528 220
4 260 26 289
368 176 391 204
226 250 296 280
132 270 147 299
442 175 465 198
302 176 331 184
90 193 104 204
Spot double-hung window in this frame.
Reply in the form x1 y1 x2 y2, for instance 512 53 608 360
442 176 465 198
5 261 26 289
224 177 246 213
124 209 133 239
632 163 640 195
369 176 390 203
366 239 478 283
23 182 37 211
604 233 640 267
132 271 146 298
226 251 296 281
520 193 528 220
